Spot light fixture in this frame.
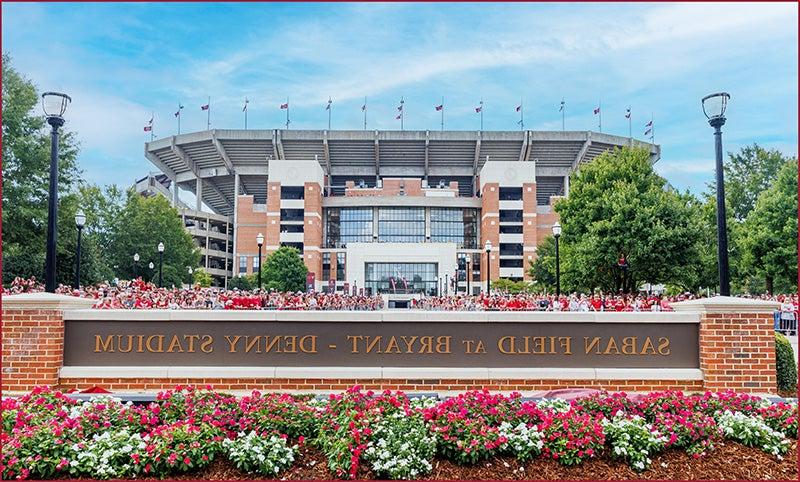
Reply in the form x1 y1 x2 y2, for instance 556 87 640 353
552 221 562 238
41 92 72 119
701 92 730 122
74 209 86 229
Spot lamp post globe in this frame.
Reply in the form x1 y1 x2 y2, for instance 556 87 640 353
552 222 562 298
149 262 154 269
73 209 86 289
702 92 731 296
256 233 264 290
157 242 165 288
484 240 492 295
41 92 71 292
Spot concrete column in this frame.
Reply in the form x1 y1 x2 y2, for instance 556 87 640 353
564 175 570 197
196 177 203 211
173 181 180 207
205 215 210 269
233 173 240 276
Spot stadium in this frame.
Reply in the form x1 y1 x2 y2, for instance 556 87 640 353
141 129 659 302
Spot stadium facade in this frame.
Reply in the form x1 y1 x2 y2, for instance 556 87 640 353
142 129 659 302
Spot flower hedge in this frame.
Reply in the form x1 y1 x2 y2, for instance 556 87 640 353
0 386 796 480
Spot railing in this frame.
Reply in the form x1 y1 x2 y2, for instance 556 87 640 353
774 311 797 336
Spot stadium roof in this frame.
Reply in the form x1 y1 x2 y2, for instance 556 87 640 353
145 129 660 216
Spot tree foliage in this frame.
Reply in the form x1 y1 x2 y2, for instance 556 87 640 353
192 268 213 288
739 160 798 293
107 192 201 287
714 143 789 221
259 247 308 292
531 146 705 293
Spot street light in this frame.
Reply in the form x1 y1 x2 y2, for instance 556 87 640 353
73 209 86 289
552 222 562 298
702 92 731 296
133 253 140 279
465 254 472 296
256 233 264 290
41 92 71 292
484 240 492 295
434 275 439 297
157 242 165 288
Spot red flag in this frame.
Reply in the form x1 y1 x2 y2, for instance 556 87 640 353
435 104 443 111
280 103 289 109
201 104 209 111
516 105 522 112
593 107 600 115
144 125 152 132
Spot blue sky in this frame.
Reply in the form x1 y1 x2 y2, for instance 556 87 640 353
3 2 797 194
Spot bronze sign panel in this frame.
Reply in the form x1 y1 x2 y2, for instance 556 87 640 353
64 320 699 368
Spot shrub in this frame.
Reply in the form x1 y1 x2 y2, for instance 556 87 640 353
652 411 719 458
498 421 544 462
364 411 436 480
775 333 797 393
715 410 791 459
540 410 605 466
223 431 297 476
758 401 798 438
601 414 666 471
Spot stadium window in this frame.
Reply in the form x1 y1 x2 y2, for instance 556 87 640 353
280 208 305 222
322 253 331 281
253 256 260 271
499 187 522 200
336 252 346 281
280 186 305 199
499 225 523 234
280 224 304 233
499 210 523 223
499 258 523 268
239 256 247 274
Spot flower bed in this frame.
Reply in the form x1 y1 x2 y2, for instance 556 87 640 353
0 387 796 480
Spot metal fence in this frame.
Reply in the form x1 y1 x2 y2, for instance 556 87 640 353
775 311 798 336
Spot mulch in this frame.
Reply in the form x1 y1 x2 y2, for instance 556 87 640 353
152 440 798 480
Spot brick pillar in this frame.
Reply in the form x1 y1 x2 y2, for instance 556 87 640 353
265 182 282 256
480 182 500 287
1 293 95 392
522 182 537 281
672 297 780 394
303 182 323 283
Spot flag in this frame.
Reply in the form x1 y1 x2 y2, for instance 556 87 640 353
475 106 482 113
625 108 631 119
395 114 402 120
201 104 209 111
644 127 652 136
326 98 332 110
148 116 153 125
143 125 152 132
645 120 653 127
593 106 600 115
361 104 366 111
516 105 522 112
397 104 403 111
243 99 249 111
517 119 523 125
280 103 289 109
559 100 565 112
435 104 443 111
174 105 184 117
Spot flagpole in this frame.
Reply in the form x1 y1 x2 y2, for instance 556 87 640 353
401 96 404 131
441 96 444 131
207 96 211 130
561 98 565 131
327 97 332 130
598 100 602 133
363 97 367 130
520 98 524 131
177 102 181 135
629 110 632 139
480 99 484 131
286 97 290 129
151 111 154 141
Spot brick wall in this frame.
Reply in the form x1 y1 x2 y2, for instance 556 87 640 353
1 309 64 392
698 312 777 392
480 183 500 283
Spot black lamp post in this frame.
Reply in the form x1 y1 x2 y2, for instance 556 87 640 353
702 92 731 296
256 233 264 290
73 209 86 289
157 242 165 288
41 92 72 292
465 254 472 295
133 253 140 279
552 222 562 298
434 275 439 296
484 240 492 295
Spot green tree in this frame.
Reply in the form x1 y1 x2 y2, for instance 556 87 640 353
2 53 84 284
739 160 798 294
259 246 308 292
546 146 705 293
712 143 789 221
228 274 255 291
192 268 213 288
107 192 200 287
528 236 557 292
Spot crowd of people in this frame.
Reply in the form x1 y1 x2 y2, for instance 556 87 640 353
2 276 797 315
